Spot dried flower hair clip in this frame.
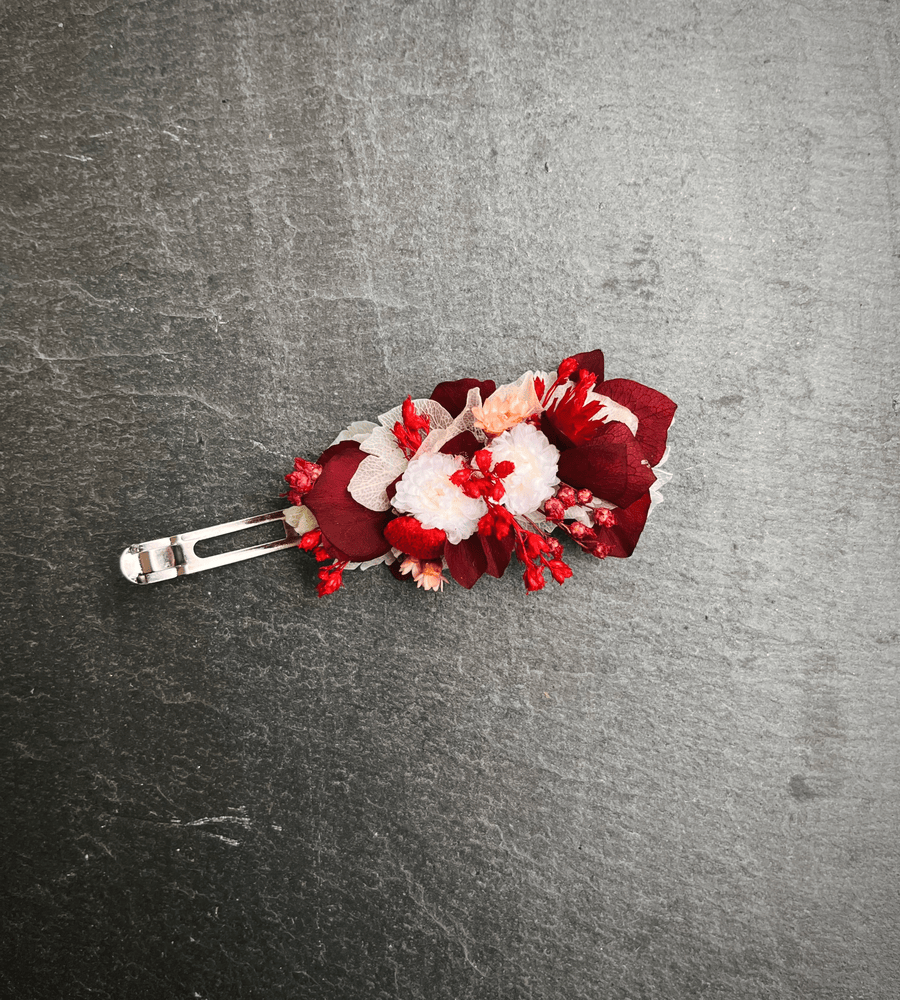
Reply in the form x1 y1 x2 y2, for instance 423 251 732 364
120 350 676 595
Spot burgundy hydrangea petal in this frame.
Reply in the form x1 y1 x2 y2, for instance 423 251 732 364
481 531 515 579
321 537 356 563
595 378 676 467
304 441 392 561
596 494 651 558
557 422 656 508
444 535 488 589
439 430 481 458
569 349 605 381
389 560 414 583
316 439 358 467
430 378 496 418
539 410 577 452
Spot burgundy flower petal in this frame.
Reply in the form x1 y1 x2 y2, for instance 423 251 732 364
304 441 392 561
430 378 496 418
389 560 414 583
443 535 488 589
321 538 356 563
569 349 605 381
315 439 358 466
439 430 481 458
595 378 676 467
481 531 515 579
557 422 656 508
539 410 577 452
596 493 651 558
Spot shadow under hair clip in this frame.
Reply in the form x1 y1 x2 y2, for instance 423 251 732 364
121 350 676 595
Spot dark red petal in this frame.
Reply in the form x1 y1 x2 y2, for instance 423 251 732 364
568 350 604 382
321 538 356 562
596 494 651 558
481 531 515 578
444 535 488 589
439 430 481 458
539 409 577 452
557 422 656 508
316 439 359 467
430 378 496 417
304 441 392 561
389 560 415 583
595 378 676 467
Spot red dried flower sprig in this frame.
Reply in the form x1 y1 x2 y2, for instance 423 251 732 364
543 486 616 560
392 395 431 460
450 448 515 501
284 457 322 508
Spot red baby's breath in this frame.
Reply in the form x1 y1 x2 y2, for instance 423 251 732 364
392 396 431 459
283 457 323 506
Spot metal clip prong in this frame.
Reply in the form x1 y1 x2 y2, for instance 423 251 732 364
120 509 303 584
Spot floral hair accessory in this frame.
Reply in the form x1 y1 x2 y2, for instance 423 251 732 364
283 349 676 596
120 350 675 595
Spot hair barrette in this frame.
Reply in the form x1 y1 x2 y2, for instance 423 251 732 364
120 350 676 596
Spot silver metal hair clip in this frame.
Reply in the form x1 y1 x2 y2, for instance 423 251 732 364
120 509 300 585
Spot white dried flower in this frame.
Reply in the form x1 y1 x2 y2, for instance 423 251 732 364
392 452 486 544
488 422 560 516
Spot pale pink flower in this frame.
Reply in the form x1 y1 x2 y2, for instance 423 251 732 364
471 373 541 437
399 557 447 592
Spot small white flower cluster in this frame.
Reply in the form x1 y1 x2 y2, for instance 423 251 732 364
392 422 560 542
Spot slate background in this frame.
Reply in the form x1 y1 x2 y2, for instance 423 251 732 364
2 1 898 998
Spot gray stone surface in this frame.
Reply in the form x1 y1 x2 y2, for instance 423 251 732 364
2 1 898 997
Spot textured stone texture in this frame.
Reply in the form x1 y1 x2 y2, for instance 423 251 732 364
2 2 898 998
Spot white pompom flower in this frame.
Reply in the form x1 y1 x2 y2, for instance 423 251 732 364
488 422 560 516
392 452 487 544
